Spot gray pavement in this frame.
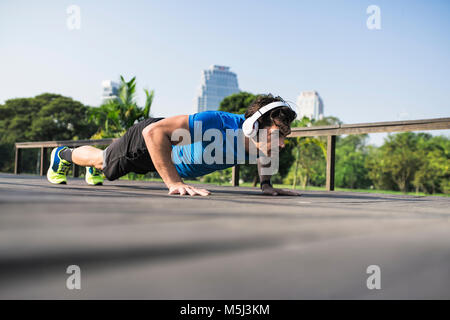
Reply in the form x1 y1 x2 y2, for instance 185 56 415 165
0 173 449 299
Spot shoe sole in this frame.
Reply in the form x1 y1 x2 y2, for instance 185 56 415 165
85 179 103 186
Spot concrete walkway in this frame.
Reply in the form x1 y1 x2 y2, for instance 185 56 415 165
0 173 449 299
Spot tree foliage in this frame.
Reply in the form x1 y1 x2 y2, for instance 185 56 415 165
365 132 449 194
413 135 449 194
335 134 371 189
0 93 96 172
219 92 256 115
285 116 340 188
90 76 154 138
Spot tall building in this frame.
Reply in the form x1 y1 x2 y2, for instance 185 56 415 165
101 80 120 103
296 91 324 120
196 65 240 112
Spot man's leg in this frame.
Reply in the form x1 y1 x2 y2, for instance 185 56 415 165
71 146 105 185
72 146 104 170
48 118 163 185
47 145 105 185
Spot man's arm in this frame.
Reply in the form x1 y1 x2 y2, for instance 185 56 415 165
257 157 302 196
142 115 210 196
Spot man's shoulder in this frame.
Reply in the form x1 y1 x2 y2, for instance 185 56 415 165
193 110 244 118
191 110 245 127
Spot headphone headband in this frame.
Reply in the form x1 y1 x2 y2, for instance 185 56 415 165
242 101 291 137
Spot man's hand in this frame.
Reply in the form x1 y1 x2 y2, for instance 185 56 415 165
168 182 211 196
261 184 302 196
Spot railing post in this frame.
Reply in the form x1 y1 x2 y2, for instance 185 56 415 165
326 135 336 191
232 165 240 187
39 147 49 176
73 164 79 177
14 147 22 174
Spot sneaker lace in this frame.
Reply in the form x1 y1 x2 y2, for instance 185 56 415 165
90 167 102 176
57 161 71 175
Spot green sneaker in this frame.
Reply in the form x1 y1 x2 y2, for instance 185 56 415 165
47 147 71 184
85 167 104 185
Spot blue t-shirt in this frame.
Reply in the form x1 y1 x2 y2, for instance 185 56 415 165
171 111 247 178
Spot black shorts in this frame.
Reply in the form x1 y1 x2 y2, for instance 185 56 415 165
102 117 164 181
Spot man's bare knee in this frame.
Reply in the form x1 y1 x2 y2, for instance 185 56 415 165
72 146 104 168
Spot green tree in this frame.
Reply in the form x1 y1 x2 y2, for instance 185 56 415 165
285 116 341 189
202 168 232 185
91 75 154 138
30 96 95 141
335 134 371 189
285 137 326 189
412 135 449 194
366 132 427 193
365 145 396 190
314 116 342 127
89 103 122 138
219 92 256 115
0 93 95 172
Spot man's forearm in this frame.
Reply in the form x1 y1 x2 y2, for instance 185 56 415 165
140 115 210 196
143 128 182 187
257 158 271 184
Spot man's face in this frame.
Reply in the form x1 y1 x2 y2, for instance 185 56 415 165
255 125 286 157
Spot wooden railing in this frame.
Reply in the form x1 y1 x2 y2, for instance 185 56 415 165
14 139 116 177
231 117 450 190
15 117 450 190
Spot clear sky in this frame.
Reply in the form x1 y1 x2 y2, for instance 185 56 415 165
1 0 449 145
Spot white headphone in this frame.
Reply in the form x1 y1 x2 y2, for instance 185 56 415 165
242 101 291 138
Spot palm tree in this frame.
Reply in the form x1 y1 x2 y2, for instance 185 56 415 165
91 75 155 138
116 75 155 129
89 103 121 138
142 88 154 120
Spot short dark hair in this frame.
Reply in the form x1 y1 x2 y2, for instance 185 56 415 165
245 94 297 136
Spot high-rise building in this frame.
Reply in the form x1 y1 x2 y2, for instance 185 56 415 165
296 91 324 120
196 65 240 112
101 80 120 103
